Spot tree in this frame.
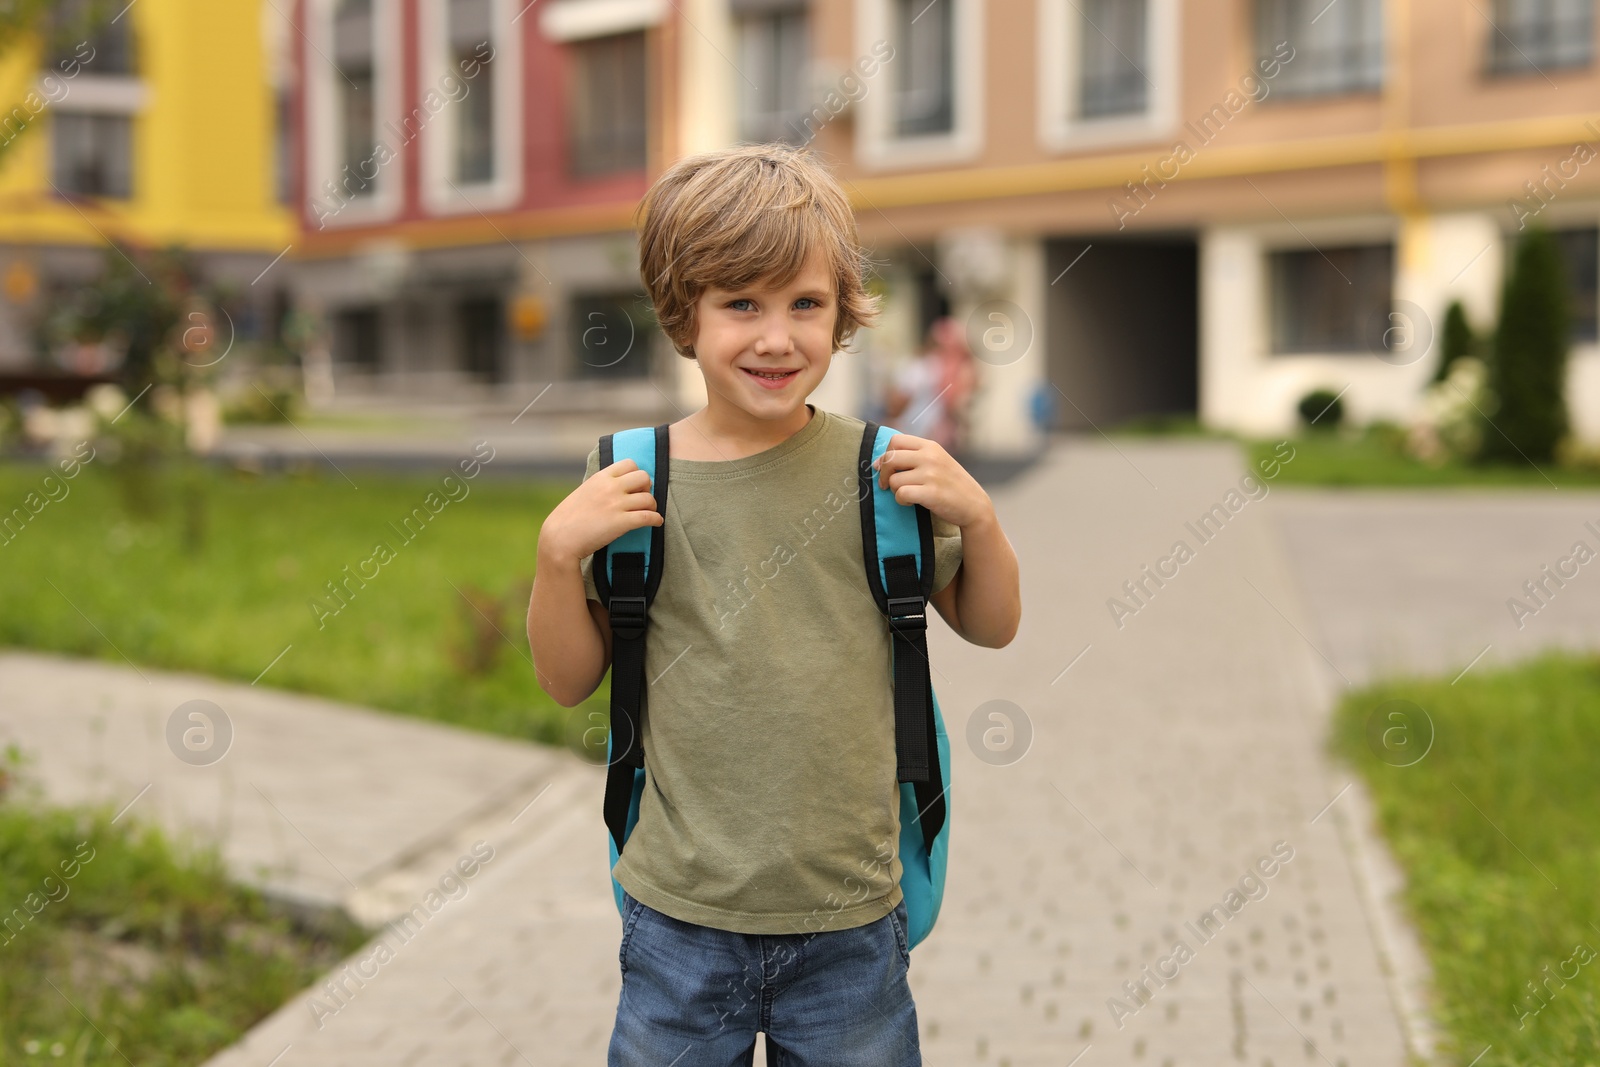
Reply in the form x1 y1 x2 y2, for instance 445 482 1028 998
1482 226 1570 464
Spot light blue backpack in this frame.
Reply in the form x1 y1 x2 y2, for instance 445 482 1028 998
590 420 951 950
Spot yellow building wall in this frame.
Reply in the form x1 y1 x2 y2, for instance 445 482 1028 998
0 0 293 251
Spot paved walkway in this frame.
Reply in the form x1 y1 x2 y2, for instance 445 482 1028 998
0 438 1497 1066
1272 487 1600 687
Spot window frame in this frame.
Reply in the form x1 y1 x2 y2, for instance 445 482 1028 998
420 0 524 214
1253 0 1384 101
42 1 144 203
305 0 405 227
1037 0 1178 152
855 0 984 170
1265 240 1397 356
566 31 650 179
50 111 134 199
735 5 812 146
1484 0 1595 76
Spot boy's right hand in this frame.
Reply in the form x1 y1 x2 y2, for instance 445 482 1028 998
538 458 663 567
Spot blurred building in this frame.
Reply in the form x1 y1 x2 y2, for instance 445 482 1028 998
286 0 670 414
787 0 1600 450
284 0 1600 450
0 0 293 377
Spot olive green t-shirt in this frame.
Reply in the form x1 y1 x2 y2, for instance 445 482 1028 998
579 405 962 934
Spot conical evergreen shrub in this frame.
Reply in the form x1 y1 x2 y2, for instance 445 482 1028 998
1433 299 1476 383
1483 227 1570 463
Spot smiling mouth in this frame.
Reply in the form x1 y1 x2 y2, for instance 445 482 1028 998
743 368 798 382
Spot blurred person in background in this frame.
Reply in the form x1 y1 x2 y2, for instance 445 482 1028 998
884 316 977 455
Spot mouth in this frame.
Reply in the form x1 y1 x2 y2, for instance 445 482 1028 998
741 368 800 389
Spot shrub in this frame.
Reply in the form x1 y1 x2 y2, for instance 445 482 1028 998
1297 388 1344 430
1433 299 1477 383
221 381 299 424
1482 227 1570 464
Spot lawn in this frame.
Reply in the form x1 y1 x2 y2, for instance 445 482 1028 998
0 456 600 750
1246 428 1600 488
0 758 370 1066
1104 414 1600 487
1331 651 1600 1065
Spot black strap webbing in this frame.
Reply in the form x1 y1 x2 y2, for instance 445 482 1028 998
884 553 945 851
603 550 648 856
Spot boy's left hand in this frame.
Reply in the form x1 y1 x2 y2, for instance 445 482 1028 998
871 434 994 529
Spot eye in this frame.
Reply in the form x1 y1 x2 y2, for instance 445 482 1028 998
794 297 822 311
728 298 755 312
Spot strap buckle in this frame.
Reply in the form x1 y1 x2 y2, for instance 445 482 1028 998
608 595 648 639
887 595 927 634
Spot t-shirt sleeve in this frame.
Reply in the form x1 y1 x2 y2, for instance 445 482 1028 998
577 447 601 603
931 512 963 594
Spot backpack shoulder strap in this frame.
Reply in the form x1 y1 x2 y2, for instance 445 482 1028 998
858 422 945 851
596 424 670 857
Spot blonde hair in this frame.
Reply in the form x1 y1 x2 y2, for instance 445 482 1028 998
636 143 880 358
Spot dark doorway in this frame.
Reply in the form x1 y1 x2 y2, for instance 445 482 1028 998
459 295 504 383
569 291 654 380
1045 237 1197 430
333 305 381 368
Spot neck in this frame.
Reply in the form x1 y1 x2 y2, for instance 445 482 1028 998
693 401 814 458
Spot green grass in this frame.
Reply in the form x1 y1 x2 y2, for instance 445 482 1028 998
0 766 370 1065
0 457 600 750
1248 427 1600 488
1331 651 1600 1065
1108 413 1600 486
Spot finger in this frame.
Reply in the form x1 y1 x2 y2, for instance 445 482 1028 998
892 484 926 507
612 467 653 492
873 434 929 468
886 433 922 452
605 458 639 475
874 448 902 475
876 448 920 488
620 492 659 511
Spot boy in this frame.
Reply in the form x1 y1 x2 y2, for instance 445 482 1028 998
527 144 1021 1066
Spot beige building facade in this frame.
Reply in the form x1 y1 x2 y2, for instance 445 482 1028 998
669 0 1600 454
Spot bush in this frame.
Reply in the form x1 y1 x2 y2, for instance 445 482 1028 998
221 381 299 424
1296 388 1344 430
1433 299 1478 383
1482 227 1570 464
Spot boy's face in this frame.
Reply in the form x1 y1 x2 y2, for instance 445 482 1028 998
690 248 837 428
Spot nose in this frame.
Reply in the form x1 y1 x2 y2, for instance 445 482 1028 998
753 310 794 357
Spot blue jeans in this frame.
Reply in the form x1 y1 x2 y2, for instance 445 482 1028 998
608 889 922 1066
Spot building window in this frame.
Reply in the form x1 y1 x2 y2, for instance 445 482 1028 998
570 293 652 379
459 296 505 381
737 4 810 145
1256 0 1383 97
1551 226 1599 343
892 0 953 137
1269 243 1394 353
1487 0 1593 74
275 88 294 204
334 0 377 197
1077 0 1148 118
450 0 495 182
51 112 132 198
48 0 136 75
333 306 382 367
568 33 647 177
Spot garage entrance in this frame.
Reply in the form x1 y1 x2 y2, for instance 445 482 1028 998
1044 237 1198 431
